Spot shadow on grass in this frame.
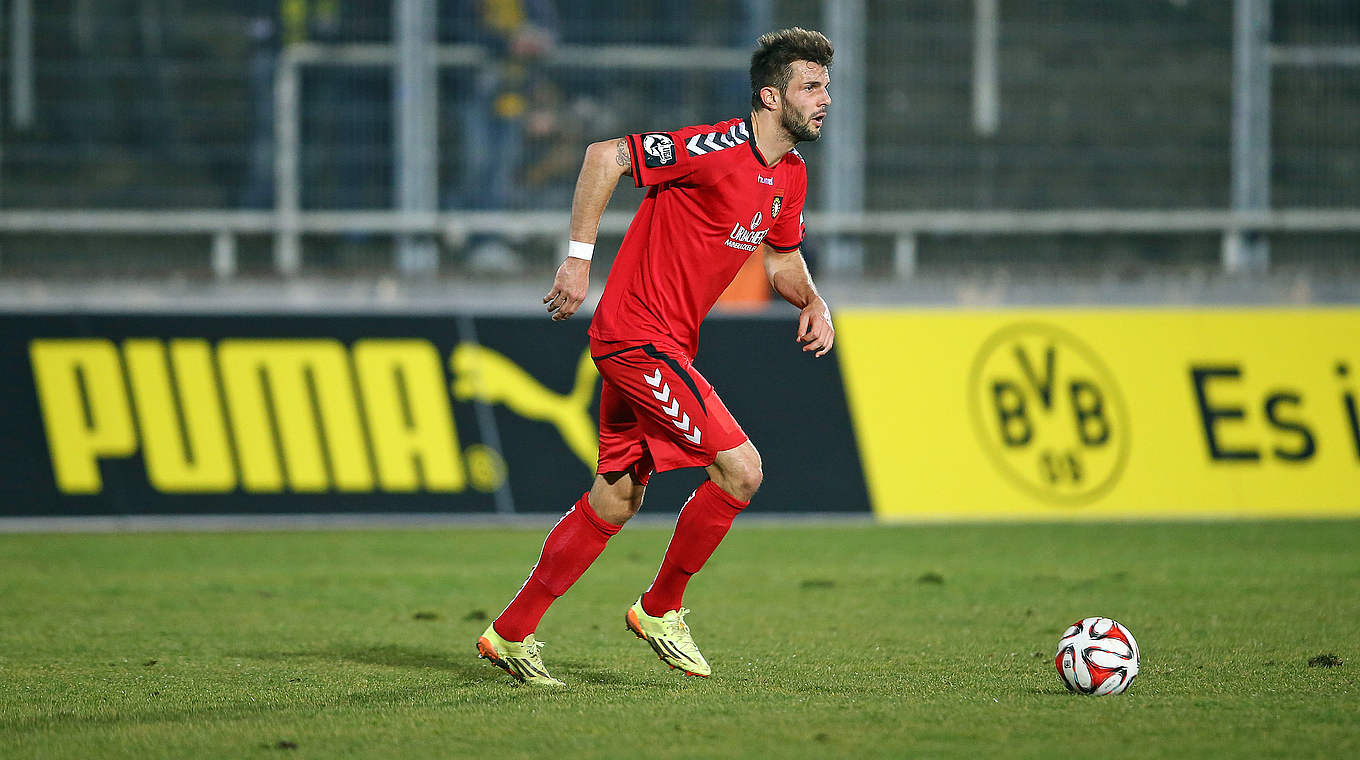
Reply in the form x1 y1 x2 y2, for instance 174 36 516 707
550 661 636 686
2 647 654 735
331 645 645 687
232 639 672 694
257 643 649 688
238 642 508 685
329 643 478 673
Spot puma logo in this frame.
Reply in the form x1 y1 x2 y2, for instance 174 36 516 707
449 344 600 470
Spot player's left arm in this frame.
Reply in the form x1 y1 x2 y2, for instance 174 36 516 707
762 245 834 358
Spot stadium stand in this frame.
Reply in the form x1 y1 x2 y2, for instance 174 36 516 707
0 1 1356 292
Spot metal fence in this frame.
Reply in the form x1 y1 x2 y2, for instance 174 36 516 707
0 1 1357 282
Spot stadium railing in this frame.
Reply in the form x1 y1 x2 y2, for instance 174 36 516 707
272 43 754 274
2 208 1358 279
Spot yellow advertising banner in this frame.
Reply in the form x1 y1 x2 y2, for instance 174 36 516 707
837 308 1360 521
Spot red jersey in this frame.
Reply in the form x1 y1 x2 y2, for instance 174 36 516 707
588 117 808 357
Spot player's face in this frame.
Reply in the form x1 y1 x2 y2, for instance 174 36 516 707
779 61 831 143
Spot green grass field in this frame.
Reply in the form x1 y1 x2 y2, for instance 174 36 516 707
1 520 1356 759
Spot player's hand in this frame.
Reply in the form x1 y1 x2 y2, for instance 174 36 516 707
544 257 590 321
796 298 835 357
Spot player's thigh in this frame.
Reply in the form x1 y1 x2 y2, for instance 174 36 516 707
596 378 657 485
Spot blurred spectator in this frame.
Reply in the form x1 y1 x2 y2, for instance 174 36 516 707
241 0 389 211
62 0 184 161
442 0 560 272
520 79 621 209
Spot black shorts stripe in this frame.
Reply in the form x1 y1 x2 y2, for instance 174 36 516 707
591 344 648 362
592 342 708 415
641 345 707 415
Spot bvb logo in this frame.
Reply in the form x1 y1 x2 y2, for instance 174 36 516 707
967 323 1131 505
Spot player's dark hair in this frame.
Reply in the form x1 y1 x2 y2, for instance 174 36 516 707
749 28 834 110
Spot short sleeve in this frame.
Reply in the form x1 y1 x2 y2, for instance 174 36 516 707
764 183 806 253
626 131 699 188
625 119 751 188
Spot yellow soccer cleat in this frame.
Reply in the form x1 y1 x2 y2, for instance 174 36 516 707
476 625 565 686
625 597 712 677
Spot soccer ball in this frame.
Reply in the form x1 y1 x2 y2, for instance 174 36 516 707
1055 617 1140 695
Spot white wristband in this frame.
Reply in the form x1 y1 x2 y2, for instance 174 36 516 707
567 240 594 261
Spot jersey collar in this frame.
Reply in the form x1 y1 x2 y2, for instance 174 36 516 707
745 117 781 168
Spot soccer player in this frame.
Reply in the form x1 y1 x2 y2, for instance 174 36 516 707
477 28 836 686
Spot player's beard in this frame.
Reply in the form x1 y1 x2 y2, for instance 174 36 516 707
781 105 823 144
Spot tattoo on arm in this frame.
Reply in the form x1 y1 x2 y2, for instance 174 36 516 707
615 138 632 174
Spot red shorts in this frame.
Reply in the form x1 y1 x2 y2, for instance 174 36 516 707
591 338 748 484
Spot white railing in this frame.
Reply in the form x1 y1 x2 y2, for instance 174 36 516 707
272 42 753 274
2 208 1358 279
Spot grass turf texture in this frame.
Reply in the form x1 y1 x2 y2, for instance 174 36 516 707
1 521 1356 759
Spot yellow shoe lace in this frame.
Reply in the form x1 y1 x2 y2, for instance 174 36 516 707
663 608 700 653
522 636 548 659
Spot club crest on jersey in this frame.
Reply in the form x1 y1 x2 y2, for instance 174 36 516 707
641 133 677 168
771 190 785 219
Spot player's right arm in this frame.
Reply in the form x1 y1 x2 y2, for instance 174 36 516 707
543 138 633 322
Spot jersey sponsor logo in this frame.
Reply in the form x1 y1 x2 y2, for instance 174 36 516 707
685 121 750 156
29 338 601 495
725 217 770 252
758 175 773 185
641 133 677 168
771 191 784 219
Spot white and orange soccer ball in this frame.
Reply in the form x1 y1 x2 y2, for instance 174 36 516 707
1055 617 1140 695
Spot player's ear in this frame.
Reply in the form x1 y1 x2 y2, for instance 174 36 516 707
760 86 780 111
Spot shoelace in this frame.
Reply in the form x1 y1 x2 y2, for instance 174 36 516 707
664 608 694 640
523 637 548 660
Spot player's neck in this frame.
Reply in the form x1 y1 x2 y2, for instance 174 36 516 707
749 110 795 167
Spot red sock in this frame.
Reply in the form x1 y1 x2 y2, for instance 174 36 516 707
641 480 748 617
494 493 621 641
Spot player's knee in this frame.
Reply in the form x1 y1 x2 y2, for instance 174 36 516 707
589 489 638 525
735 462 763 501
588 475 646 525
719 452 763 502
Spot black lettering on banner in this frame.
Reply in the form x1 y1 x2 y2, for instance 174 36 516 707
1340 362 1360 461
1069 380 1110 446
992 381 1032 446
1190 366 1261 462
1015 344 1056 410
969 323 1130 505
1263 391 1316 462
1040 449 1083 484
1345 394 1360 462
